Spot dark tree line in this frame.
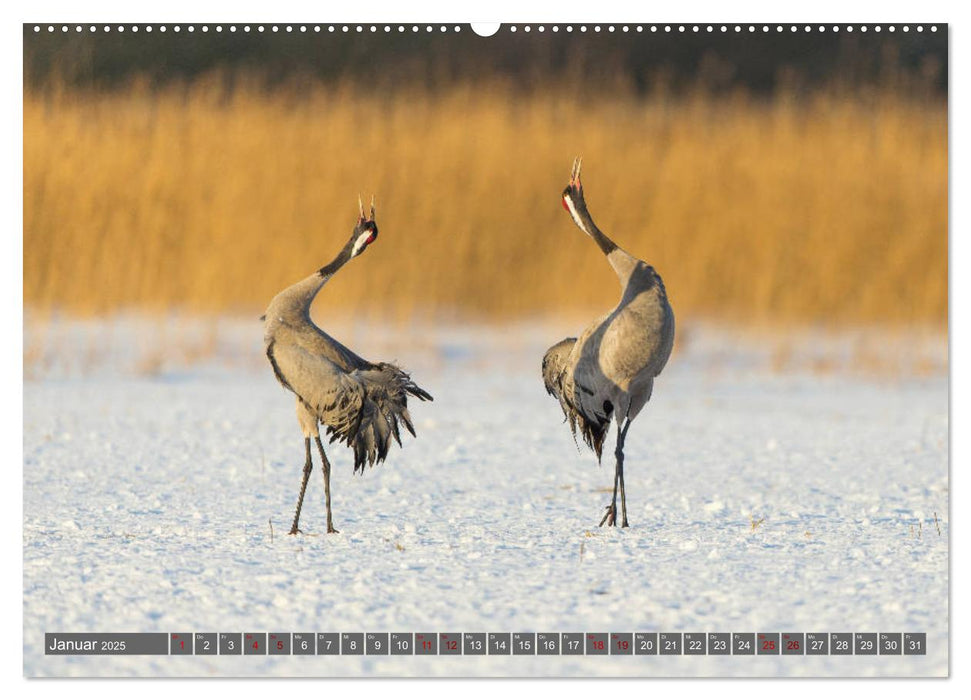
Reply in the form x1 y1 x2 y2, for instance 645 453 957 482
24 24 947 98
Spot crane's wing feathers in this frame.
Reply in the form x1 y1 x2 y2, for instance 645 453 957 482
269 341 432 473
542 337 611 461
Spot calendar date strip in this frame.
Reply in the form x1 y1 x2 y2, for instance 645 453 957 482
45 632 927 656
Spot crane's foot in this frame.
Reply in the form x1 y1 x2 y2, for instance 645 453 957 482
288 527 304 536
599 504 616 527
326 524 340 534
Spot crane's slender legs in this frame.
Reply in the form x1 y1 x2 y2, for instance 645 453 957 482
289 438 313 535
600 418 632 528
315 437 339 534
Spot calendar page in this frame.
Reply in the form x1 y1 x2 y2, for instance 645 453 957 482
22 16 948 678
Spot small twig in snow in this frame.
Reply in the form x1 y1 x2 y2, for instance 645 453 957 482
269 518 274 543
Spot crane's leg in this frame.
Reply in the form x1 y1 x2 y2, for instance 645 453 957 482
600 418 632 528
289 438 313 535
315 437 339 534
600 461 620 527
617 418 632 528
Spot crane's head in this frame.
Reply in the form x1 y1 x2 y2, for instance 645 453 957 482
561 156 588 228
350 195 379 257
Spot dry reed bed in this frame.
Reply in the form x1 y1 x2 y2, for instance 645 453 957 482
24 81 947 325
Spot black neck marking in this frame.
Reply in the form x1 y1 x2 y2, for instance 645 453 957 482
319 242 353 277
580 208 617 255
588 223 618 256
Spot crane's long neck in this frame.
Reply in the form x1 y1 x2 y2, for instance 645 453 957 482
269 242 354 322
564 195 639 286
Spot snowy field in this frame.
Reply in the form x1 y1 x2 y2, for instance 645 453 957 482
23 316 949 677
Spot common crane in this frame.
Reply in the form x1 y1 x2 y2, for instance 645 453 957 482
542 159 675 527
263 197 433 534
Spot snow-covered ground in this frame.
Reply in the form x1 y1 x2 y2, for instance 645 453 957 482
23 316 949 677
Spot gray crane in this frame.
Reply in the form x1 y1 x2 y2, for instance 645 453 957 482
262 197 433 534
543 159 675 527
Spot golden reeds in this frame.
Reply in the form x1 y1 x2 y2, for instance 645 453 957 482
24 79 947 325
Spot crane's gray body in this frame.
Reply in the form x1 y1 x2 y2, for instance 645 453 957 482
544 249 674 458
263 269 430 473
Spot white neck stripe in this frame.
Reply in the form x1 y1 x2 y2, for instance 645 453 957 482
563 195 590 236
351 231 371 256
